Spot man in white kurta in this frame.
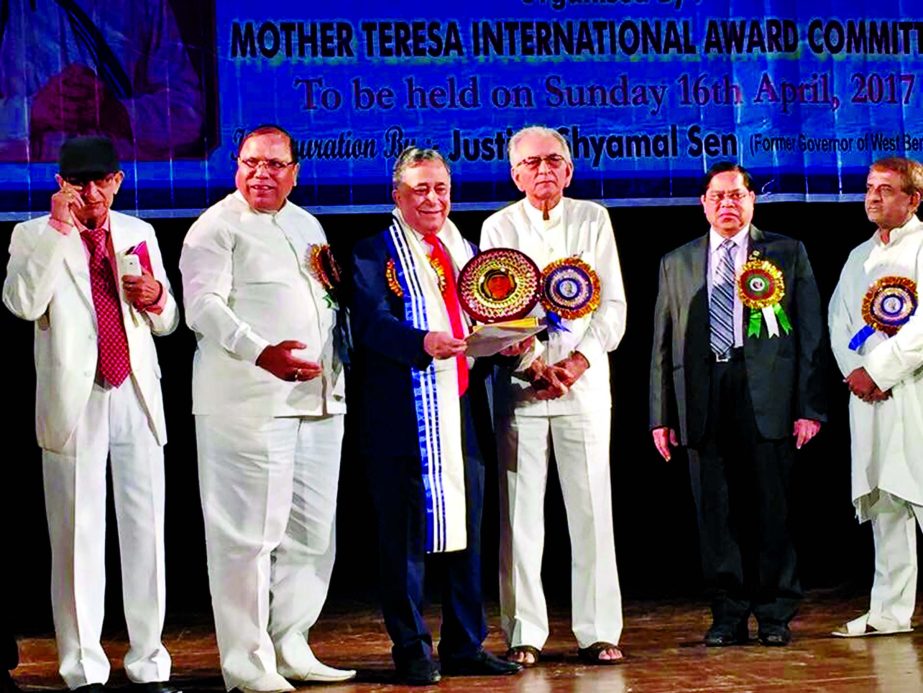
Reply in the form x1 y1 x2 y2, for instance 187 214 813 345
828 156 923 637
480 126 627 664
179 126 353 691
3 136 177 693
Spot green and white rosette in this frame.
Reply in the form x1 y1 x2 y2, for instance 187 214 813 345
737 253 791 338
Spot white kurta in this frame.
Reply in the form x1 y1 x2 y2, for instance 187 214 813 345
480 197 626 650
480 197 627 416
828 215 923 522
180 193 349 691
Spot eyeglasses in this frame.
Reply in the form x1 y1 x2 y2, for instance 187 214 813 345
705 189 751 203
514 154 568 170
63 173 119 190
238 158 295 173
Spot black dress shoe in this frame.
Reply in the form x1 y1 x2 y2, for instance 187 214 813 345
72 684 107 693
396 658 441 686
1 670 23 693
704 623 749 647
130 683 180 693
441 650 523 676
759 627 792 646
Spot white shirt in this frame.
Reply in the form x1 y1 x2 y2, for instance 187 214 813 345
480 197 627 416
180 192 345 417
706 226 749 348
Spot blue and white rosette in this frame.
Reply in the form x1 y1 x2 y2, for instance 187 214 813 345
540 257 600 330
849 276 918 351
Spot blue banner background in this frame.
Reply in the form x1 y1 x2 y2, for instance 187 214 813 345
1 0 922 217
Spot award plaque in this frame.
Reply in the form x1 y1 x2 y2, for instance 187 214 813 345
457 248 542 323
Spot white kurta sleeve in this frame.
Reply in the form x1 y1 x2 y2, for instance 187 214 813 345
180 218 269 364
864 246 923 390
828 259 865 378
575 209 627 366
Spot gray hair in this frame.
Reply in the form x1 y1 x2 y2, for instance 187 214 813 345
508 126 572 166
392 147 450 188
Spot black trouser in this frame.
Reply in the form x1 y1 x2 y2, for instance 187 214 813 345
366 395 488 667
1 617 16 671
688 351 801 629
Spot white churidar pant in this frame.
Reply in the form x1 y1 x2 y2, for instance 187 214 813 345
498 408 622 650
42 379 171 689
196 413 344 692
866 491 923 630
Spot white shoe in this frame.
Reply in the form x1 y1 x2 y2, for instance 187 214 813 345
277 661 357 683
233 670 295 693
831 612 913 638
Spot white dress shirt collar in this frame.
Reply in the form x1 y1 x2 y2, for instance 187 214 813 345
709 225 750 254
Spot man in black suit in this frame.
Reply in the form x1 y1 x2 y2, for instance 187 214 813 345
649 162 826 647
349 147 521 686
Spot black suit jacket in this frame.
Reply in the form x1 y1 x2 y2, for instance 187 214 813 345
649 225 826 446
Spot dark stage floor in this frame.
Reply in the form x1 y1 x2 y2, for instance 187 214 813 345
11 593 923 692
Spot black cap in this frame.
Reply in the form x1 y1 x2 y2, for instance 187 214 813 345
58 136 120 178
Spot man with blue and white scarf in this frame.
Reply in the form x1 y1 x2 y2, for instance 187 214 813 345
349 147 522 687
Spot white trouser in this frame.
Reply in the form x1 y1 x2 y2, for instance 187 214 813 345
498 409 623 650
866 491 923 630
42 379 171 689
196 413 344 692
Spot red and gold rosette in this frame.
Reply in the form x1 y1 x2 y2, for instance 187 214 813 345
737 255 791 337
540 257 601 320
307 244 342 300
385 258 404 298
456 248 542 323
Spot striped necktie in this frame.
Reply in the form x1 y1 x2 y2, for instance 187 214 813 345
709 239 736 357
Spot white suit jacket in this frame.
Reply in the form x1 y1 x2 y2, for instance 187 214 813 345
480 197 627 417
3 210 179 452
180 192 346 418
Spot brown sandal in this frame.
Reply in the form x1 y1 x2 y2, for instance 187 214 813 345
506 645 541 667
577 641 623 664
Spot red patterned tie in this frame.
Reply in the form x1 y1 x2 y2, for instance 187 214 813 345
84 227 131 387
423 233 469 396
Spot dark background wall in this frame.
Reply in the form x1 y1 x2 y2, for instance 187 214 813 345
1 194 892 635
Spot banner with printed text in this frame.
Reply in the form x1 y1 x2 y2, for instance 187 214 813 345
0 0 921 217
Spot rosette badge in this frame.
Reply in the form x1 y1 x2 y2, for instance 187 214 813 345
306 244 342 308
541 257 601 322
737 254 792 338
456 248 542 323
848 276 918 351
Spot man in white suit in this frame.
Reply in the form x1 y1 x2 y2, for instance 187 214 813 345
180 125 354 692
829 157 923 638
480 126 627 665
3 136 178 693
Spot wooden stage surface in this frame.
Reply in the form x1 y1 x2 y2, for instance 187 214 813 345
11 593 923 692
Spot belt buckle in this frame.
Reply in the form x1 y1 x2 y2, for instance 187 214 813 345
715 350 732 363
